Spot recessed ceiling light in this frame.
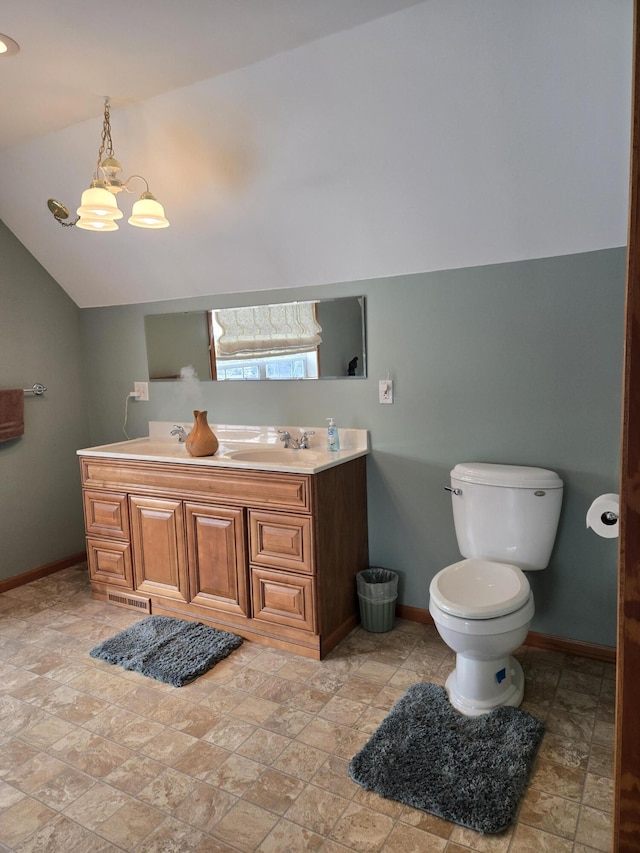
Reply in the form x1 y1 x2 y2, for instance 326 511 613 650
0 34 20 57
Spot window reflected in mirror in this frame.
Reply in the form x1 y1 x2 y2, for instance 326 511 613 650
144 296 366 381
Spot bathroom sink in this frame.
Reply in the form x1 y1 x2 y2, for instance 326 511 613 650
228 448 321 465
98 438 190 458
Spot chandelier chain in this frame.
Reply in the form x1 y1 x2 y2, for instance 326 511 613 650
95 99 115 178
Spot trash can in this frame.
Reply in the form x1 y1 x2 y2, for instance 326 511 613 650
357 567 398 633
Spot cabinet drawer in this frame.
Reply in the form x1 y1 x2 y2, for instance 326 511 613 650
87 537 133 588
80 458 312 512
83 491 129 540
251 567 316 633
249 511 314 574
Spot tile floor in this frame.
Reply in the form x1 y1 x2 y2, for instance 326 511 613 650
0 562 615 852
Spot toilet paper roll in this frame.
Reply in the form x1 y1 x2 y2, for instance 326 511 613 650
586 493 620 539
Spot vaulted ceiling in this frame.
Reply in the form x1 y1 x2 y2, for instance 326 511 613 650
0 1 632 308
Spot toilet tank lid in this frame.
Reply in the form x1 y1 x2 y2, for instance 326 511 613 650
451 462 563 489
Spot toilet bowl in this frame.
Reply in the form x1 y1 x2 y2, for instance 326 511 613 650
429 558 534 715
429 462 563 716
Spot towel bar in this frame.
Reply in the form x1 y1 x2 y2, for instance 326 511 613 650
23 384 47 396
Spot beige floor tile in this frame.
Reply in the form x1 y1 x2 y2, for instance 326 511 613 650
234 694 281 725
235 727 291 764
273 739 330 782
171 740 230 780
329 801 395 852
132 816 209 853
258 817 325 852
212 799 279 851
529 757 585 801
508 823 573 851
206 752 266 796
62 782 132 830
13 715 77 750
11 812 121 853
574 805 614 852
587 743 614 779
137 766 200 810
172 782 237 833
49 728 134 777
582 773 614 813
538 732 590 771
518 788 580 839
94 798 165 849
0 566 619 853
399 803 453 840
381 821 448 852
0 796 58 847
104 754 166 795
244 767 306 814
312 754 360 800
136 725 198 764
254 674 304 703
202 715 256 750
28 764 95 811
448 824 512 851
284 782 350 835
0 780 26 810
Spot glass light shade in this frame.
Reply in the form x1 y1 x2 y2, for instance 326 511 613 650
76 215 119 232
77 185 122 220
128 194 170 229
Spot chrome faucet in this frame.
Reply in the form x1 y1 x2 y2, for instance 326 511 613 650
277 429 315 450
170 425 188 443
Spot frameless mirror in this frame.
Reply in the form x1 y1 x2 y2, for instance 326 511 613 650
145 296 366 381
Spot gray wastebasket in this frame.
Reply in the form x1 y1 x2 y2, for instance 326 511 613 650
357 568 398 633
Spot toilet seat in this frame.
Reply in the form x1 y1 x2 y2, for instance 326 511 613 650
429 557 530 619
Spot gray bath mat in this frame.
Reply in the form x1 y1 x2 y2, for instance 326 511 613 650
349 682 544 835
89 615 243 687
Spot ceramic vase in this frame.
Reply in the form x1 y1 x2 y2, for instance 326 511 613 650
185 410 219 457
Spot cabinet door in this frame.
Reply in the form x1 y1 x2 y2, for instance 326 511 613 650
86 537 133 588
185 503 249 617
129 496 188 602
251 567 316 632
249 511 314 574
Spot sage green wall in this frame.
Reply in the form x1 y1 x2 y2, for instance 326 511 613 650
0 221 89 580
81 247 625 647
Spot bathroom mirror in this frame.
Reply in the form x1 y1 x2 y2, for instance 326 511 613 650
145 296 366 381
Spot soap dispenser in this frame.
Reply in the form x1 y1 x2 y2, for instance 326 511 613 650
326 418 340 451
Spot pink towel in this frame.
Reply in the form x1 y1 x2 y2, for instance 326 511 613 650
0 389 24 442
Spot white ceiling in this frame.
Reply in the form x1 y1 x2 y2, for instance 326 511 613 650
0 0 423 150
0 1 632 309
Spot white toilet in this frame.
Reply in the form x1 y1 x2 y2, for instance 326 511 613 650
429 462 563 716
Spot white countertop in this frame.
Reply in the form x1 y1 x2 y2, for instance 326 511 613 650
77 423 369 475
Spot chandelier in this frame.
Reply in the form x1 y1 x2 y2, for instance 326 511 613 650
47 98 169 231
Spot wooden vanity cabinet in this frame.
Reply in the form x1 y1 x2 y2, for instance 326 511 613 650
80 455 368 659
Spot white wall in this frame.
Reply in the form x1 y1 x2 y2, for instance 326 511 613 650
0 0 632 307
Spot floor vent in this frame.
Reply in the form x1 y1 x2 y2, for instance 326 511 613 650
107 592 151 613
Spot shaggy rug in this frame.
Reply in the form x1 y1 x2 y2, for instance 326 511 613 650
349 681 544 835
89 615 243 687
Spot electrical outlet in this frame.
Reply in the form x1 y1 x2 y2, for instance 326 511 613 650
134 381 149 401
379 379 393 404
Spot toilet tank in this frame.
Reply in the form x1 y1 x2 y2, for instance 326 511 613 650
450 463 563 571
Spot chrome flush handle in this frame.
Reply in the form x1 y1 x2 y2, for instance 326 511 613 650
444 486 462 496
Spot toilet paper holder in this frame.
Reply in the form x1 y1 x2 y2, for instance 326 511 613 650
586 493 620 538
